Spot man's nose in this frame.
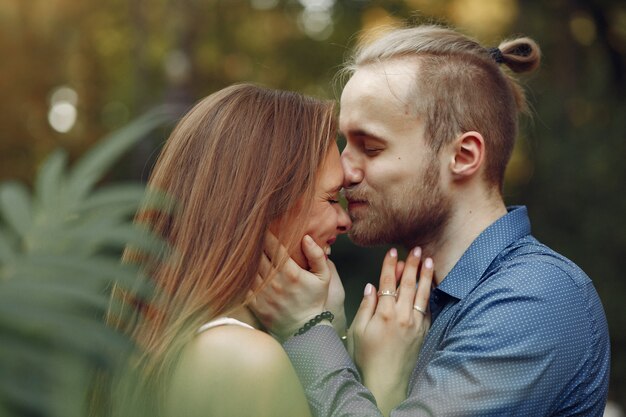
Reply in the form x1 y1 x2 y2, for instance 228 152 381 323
341 146 364 188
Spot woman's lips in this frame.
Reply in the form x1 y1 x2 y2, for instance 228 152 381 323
324 237 336 256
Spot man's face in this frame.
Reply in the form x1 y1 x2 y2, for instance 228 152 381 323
339 60 451 247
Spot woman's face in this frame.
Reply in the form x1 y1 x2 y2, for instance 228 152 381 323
274 142 351 269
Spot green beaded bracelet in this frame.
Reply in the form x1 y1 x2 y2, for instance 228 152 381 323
294 311 334 336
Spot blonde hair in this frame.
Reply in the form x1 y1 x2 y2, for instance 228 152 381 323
108 84 336 410
344 25 541 189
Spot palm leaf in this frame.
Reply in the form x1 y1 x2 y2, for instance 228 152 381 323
0 108 175 417
0 227 15 264
34 149 68 212
65 106 172 204
0 182 33 238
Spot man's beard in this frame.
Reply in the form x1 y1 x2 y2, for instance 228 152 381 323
345 159 451 248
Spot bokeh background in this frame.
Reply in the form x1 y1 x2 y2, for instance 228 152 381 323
1 0 625 414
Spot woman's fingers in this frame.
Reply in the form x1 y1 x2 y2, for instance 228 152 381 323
377 248 398 302
413 257 434 318
395 260 405 283
351 283 377 338
396 247 421 306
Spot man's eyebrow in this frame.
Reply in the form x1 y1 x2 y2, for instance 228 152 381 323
348 129 386 143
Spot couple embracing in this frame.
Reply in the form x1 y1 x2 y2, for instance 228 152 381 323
110 25 610 417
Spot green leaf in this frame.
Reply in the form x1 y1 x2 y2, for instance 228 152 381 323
0 301 132 358
60 223 168 258
78 183 145 212
0 182 33 238
0 278 111 312
66 107 172 203
6 255 153 298
34 149 68 212
0 228 15 265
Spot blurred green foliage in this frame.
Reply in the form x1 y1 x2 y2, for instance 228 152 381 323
0 109 171 417
0 0 625 411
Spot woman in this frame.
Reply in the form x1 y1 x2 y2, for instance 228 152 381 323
107 83 432 417
108 84 350 417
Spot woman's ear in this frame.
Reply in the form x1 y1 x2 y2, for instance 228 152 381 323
449 131 485 180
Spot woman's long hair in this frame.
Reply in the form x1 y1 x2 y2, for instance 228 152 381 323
106 84 336 413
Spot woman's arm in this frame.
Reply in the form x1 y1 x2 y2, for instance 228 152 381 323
167 325 312 417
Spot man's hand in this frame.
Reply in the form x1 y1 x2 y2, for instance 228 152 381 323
248 233 335 341
326 260 347 337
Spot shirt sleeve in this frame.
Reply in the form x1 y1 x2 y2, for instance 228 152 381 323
283 261 609 417
283 325 383 417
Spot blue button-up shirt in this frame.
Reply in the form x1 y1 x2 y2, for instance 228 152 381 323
284 206 610 417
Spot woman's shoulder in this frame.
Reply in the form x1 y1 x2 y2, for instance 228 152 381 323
169 324 311 417
188 324 289 370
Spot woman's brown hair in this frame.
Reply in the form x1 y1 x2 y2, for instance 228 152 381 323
107 83 336 410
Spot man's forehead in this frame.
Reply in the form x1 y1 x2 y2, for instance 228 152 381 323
341 60 417 112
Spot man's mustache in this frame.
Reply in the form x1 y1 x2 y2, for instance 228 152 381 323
343 187 369 202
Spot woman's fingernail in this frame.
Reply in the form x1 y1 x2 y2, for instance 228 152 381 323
304 235 314 245
364 283 373 296
390 248 397 258
413 247 422 257
425 258 433 268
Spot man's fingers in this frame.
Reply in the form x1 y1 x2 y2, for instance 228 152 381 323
252 273 264 292
258 253 273 281
302 235 329 280
328 259 338 275
263 231 290 267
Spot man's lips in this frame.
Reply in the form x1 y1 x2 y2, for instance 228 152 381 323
347 199 367 210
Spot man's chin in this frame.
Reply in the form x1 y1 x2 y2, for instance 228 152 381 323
347 227 389 247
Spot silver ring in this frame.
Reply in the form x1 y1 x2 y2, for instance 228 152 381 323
413 305 427 315
377 290 397 297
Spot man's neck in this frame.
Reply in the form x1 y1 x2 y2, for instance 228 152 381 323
423 195 507 286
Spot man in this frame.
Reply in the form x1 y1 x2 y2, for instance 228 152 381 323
252 25 610 416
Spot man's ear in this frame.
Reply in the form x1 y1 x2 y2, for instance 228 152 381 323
448 131 485 180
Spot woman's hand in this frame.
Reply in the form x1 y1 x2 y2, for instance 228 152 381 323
348 247 433 417
248 233 334 341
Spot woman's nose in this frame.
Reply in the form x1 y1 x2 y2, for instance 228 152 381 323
336 204 351 233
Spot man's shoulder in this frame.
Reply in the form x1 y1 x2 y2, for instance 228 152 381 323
492 235 591 289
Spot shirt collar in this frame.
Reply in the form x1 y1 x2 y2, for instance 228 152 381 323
436 205 531 300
